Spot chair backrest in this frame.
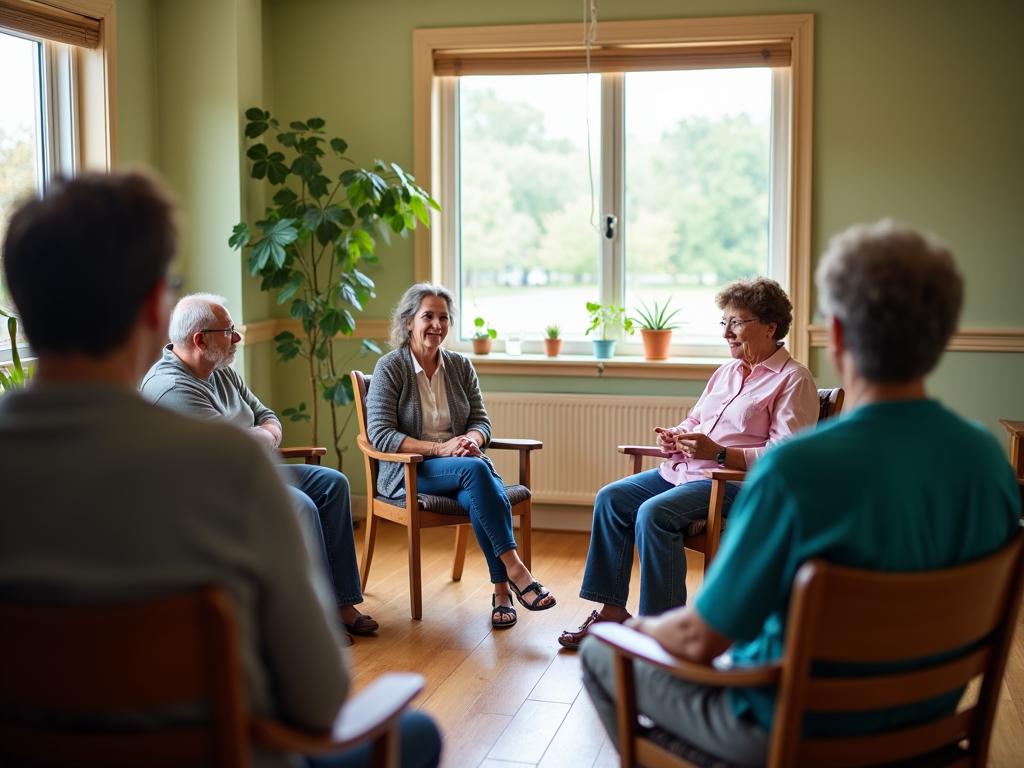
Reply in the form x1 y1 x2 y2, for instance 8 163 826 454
769 526 1024 767
817 387 845 423
352 370 378 496
0 586 249 767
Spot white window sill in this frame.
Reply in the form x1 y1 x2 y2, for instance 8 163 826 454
464 352 725 380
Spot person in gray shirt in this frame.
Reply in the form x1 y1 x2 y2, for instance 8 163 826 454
141 293 378 638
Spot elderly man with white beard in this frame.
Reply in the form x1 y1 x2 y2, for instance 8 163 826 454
141 293 377 640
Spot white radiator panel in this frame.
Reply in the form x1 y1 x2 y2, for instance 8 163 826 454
483 392 698 506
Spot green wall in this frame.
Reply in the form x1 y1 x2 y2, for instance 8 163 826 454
115 0 1024 498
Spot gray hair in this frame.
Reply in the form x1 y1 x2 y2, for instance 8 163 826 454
389 282 457 349
169 292 228 347
816 220 963 382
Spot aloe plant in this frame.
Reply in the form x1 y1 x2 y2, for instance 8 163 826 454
0 308 31 394
544 324 561 340
631 297 682 331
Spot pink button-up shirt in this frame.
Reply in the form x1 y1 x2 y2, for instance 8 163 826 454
659 344 819 486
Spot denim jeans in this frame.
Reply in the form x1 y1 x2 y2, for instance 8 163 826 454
281 464 363 607
410 456 517 583
580 469 740 615
307 710 442 768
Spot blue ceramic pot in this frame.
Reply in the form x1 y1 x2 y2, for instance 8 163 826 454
592 339 616 359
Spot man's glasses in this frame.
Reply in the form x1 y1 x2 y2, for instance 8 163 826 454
200 326 240 341
719 317 760 332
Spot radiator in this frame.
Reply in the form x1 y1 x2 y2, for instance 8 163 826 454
482 392 698 506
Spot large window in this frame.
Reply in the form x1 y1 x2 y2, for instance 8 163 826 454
0 0 116 360
414 16 814 362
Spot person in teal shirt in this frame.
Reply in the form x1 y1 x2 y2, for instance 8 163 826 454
580 220 1021 767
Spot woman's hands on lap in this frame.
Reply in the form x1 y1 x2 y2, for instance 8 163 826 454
434 435 483 458
673 432 723 461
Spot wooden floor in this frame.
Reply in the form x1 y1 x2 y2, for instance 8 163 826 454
348 521 1024 768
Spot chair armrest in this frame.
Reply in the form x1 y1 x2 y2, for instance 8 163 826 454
618 445 668 458
702 468 747 482
251 672 425 756
357 435 424 465
999 419 1024 437
278 446 327 460
489 438 543 451
589 623 780 688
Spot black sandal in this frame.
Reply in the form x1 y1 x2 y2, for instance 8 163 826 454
509 579 556 611
492 594 517 628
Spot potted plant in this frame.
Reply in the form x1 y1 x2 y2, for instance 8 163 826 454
632 298 682 360
543 324 562 357
585 302 633 359
472 317 497 354
0 309 31 395
229 109 438 470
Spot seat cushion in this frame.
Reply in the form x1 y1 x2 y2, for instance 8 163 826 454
375 484 531 517
686 518 729 538
645 726 744 768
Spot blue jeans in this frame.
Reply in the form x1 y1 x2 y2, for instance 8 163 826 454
410 457 517 583
281 464 363 607
581 470 740 615
307 710 441 768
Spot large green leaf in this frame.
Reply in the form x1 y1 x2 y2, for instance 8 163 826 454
306 118 326 131
228 222 251 250
251 218 298 270
360 339 382 355
330 137 348 156
307 174 331 199
292 154 322 182
409 195 429 225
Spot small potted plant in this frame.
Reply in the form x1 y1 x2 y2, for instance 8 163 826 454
543 324 562 357
585 302 633 359
471 317 497 354
632 298 682 360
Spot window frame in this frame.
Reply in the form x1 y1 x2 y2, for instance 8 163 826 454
412 14 814 366
0 0 116 365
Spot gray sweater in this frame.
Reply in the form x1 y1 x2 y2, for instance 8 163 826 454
0 383 347 768
366 347 491 498
140 344 281 431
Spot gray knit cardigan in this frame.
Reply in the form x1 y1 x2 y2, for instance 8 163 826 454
365 347 492 498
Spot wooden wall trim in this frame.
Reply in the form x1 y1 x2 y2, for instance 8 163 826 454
237 318 392 346
807 326 1024 354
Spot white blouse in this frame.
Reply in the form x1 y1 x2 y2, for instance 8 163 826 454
411 353 453 442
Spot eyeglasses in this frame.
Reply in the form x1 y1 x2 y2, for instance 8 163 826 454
719 317 760 332
200 326 240 341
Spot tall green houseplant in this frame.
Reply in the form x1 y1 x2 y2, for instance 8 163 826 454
230 109 438 468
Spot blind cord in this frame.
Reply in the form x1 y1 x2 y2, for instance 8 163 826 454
584 0 601 234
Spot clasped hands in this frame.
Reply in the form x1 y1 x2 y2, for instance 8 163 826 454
653 426 722 461
431 434 483 458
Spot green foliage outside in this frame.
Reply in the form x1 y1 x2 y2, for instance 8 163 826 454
0 309 31 394
459 86 769 286
230 109 438 468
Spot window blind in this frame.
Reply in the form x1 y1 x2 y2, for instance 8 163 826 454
0 0 100 49
434 40 791 77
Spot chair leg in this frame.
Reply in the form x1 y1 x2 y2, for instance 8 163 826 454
408 519 423 620
361 507 379 591
452 525 470 581
518 501 532 572
368 720 401 768
704 478 727 574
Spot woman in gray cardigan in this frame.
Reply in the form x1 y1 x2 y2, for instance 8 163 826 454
366 283 556 628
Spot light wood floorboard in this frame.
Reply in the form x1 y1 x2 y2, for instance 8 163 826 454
347 520 1024 767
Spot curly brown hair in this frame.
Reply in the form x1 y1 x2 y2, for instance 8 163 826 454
715 277 792 340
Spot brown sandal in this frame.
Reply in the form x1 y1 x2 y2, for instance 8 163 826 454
341 613 379 635
558 609 631 651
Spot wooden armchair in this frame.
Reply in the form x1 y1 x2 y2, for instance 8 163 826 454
0 586 424 768
618 388 844 575
591 526 1024 768
279 446 327 465
352 370 542 620
998 419 1024 512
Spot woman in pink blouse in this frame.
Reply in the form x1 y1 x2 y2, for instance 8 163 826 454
559 277 819 650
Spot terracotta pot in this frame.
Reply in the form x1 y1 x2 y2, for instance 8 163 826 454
543 338 563 357
471 337 492 355
640 329 673 360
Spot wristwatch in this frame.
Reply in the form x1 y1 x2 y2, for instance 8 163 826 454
716 446 728 466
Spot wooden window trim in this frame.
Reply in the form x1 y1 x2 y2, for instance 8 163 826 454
0 0 118 170
413 14 815 365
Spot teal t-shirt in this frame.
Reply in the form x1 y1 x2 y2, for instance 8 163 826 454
694 399 1021 736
